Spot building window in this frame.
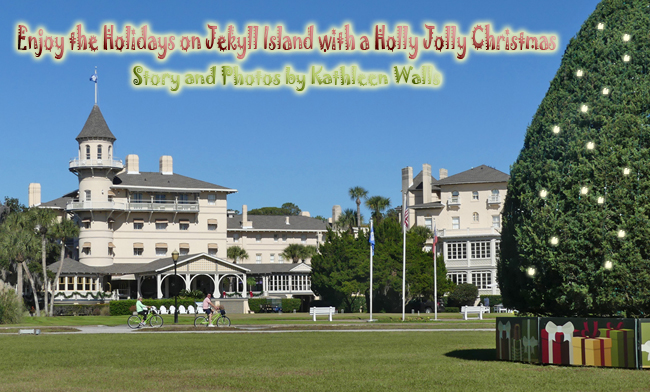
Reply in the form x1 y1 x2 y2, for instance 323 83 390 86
471 241 491 259
67 277 74 291
492 215 501 229
424 217 432 230
133 220 144 230
156 221 168 230
85 190 91 202
473 212 479 222
495 241 501 260
108 247 115 256
273 234 278 242
179 222 189 230
132 193 143 203
85 145 90 160
97 145 102 160
180 247 190 256
155 194 166 204
301 234 306 244
256 234 261 242
233 234 239 243
472 191 479 200
82 219 91 229
256 254 262 264
133 246 143 256
447 272 467 285
208 194 216 205
85 278 92 291
77 277 84 291
58 277 66 291
472 271 492 290
82 246 91 256
156 247 167 256
447 242 467 260
452 217 460 230
450 191 460 204
108 146 112 159
270 254 275 263
208 248 217 256
278 255 284 263
178 194 189 204
208 223 217 231
282 234 287 242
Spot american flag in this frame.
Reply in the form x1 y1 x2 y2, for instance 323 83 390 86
433 223 438 246
403 203 409 229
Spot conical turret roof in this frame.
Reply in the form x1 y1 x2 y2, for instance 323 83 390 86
75 105 116 142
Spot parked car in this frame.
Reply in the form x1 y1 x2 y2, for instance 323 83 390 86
406 298 444 313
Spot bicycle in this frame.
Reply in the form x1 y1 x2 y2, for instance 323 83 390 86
194 309 230 327
128 306 164 329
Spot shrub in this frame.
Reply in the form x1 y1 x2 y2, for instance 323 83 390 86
53 304 109 317
248 298 265 313
281 298 302 313
444 307 460 313
0 289 23 324
447 284 478 307
479 295 502 307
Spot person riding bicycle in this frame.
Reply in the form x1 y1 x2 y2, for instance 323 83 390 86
202 293 219 327
136 297 150 327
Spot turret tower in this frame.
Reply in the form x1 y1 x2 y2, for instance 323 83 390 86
67 105 123 267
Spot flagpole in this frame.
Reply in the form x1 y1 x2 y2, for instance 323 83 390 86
369 218 373 322
434 235 438 321
94 67 98 105
402 192 406 322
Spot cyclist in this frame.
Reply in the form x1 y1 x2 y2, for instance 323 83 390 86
202 293 219 327
136 297 150 327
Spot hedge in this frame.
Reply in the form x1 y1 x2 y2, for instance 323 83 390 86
444 307 460 313
479 295 502 307
281 298 302 313
53 304 109 316
109 299 202 316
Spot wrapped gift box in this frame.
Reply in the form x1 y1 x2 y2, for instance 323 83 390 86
598 325 634 368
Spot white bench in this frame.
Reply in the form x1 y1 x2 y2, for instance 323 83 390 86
460 306 487 320
310 306 335 321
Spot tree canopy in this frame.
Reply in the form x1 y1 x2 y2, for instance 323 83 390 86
248 203 301 216
498 0 650 317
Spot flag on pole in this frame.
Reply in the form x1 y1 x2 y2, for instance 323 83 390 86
433 223 438 246
90 74 97 83
369 224 375 256
403 203 409 229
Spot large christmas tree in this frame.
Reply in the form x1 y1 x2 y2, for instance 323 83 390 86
498 0 650 317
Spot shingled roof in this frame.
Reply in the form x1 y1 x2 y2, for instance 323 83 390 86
76 105 116 142
113 172 236 192
436 165 510 186
41 190 78 210
408 171 441 192
227 214 329 231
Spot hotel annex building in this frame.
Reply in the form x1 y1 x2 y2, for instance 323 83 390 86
402 163 509 295
31 104 328 304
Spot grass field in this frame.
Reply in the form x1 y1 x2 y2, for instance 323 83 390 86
1 330 649 392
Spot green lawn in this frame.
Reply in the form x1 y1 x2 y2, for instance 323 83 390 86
0 331 647 392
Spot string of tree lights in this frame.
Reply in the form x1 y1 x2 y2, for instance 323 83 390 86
498 0 650 317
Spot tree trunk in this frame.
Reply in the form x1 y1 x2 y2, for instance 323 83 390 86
16 262 23 298
50 241 66 316
356 199 361 229
23 261 40 317
41 235 48 316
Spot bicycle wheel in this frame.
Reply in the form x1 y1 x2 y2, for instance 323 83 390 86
127 315 142 329
149 315 164 328
194 316 209 327
217 316 231 327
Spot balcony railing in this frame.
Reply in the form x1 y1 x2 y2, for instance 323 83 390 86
447 197 461 206
67 200 199 213
69 158 124 170
488 195 501 204
128 201 200 212
66 201 127 211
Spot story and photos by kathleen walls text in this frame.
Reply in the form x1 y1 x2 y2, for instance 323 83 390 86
15 22 559 93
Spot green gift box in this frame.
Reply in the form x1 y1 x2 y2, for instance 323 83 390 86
598 326 634 368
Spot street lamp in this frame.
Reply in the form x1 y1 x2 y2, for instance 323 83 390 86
172 249 179 324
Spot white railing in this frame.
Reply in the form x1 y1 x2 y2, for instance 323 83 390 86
447 197 461 206
488 195 501 204
439 227 499 237
69 158 124 169
128 201 199 212
66 201 127 211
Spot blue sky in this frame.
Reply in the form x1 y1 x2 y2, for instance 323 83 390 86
1 0 602 220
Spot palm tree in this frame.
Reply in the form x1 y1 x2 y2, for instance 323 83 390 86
31 208 57 316
48 216 79 316
226 246 249 264
0 212 40 316
336 208 357 233
301 245 318 262
365 196 391 222
281 244 304 263
348 186 368 229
